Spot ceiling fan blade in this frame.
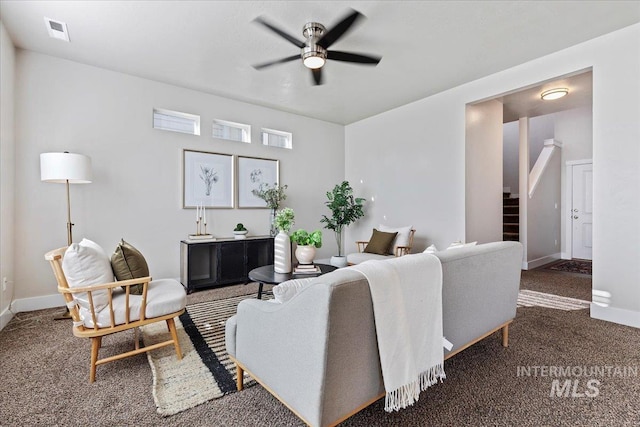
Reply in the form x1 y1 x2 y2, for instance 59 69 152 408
253 55 300 70
253 16 305 48
311 68 323 85
327 50 381 65
317 9 363 49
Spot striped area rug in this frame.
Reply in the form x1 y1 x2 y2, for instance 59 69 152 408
141 293 266 416
517 289 590 311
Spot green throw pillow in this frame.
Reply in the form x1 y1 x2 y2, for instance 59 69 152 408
111 239 149 295
364 229 398 255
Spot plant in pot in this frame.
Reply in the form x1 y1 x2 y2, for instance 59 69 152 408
251 183 288 237
320 181 365 267
290 229 322 265
273 208 295 273
233 223 248 239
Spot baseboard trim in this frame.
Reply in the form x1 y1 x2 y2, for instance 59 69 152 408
523 253 561 270
0 307 14 331
590 304 640 329
10 293 65 314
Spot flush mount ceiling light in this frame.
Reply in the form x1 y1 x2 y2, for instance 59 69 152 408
541 88 569 100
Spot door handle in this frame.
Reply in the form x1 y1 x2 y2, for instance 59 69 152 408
573 216 579 219
573 209 578 212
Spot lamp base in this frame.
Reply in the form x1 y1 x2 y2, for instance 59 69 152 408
53 307 72 320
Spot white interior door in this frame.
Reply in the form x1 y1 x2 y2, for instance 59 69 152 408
571 163 593 260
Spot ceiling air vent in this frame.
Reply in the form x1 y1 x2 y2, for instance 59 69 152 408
44 17 70 42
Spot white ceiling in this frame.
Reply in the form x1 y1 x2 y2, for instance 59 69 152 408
1 1 638 124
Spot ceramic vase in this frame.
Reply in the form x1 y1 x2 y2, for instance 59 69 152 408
274 230 292 273
295 245 316 265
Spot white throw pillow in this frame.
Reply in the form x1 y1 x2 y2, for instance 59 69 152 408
447 241 477 250
423 244 438 254
378 224 413 255
62 238 114 311
272 278 315 304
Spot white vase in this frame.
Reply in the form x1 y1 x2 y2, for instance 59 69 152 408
274 230 292 273
330 255 348 268
295 245 316 265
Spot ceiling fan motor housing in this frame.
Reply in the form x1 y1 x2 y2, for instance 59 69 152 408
302 22 327 68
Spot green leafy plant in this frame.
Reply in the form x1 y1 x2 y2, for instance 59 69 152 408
234 223 247 232
290 229 322 248
320 181 365 256
274 207 295 233
252 183 288 209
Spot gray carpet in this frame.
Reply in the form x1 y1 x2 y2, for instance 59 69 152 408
1 273 639 426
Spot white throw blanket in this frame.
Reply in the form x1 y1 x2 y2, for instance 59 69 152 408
351 253 446 412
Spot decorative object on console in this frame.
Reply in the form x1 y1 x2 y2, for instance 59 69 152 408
273 208 295 273
291 229 322 265
183 150 234 209
188 201 213 240
233 223 248 239
320 180 365 268
40 151 92 320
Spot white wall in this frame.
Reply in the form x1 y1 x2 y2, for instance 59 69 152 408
526 148 561 267
14 50 345 306
503 121 519 195
346 24 640 328
555 106 593 257
0 21 16 329
465 100 503 244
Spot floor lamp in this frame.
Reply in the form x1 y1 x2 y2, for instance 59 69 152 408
40 152 92 319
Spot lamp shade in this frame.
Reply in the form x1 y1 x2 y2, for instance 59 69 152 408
40 152 92 183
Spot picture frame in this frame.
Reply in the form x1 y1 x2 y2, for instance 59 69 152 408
183 149 234 208
237 156 280 208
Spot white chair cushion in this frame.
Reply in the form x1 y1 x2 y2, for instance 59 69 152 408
79 278 186 328
378 224 413 254
347 252 393 265
272 278 315 304
62 238 113 312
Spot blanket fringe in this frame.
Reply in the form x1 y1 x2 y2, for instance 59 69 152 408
384 363 446 412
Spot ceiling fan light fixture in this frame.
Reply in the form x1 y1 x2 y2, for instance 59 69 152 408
541 88 569 100
303 54 326 69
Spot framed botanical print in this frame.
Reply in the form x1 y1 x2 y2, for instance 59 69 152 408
236 156 279 208
183 149 234 208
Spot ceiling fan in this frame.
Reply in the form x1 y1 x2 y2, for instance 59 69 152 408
252 9 382 85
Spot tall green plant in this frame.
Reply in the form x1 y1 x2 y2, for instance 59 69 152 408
320 181 365 256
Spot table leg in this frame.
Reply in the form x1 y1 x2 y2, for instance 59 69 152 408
257 282 264 300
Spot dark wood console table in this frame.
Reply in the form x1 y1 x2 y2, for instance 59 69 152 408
180 236 274 293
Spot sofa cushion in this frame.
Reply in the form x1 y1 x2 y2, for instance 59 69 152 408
447 241 477 250
272 277 315 303
378 224 413 255
62 238 113 312
111 239 149 295
364 229 398 255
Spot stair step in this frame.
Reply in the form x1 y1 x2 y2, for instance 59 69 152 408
503 198 519 206
503 214 519 224
503 233 520 242
503 206 519 215
503 223 519 233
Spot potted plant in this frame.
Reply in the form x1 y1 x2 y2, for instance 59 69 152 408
233 223 248 239
252 183 288 237
320 181 365 267
273 208 295 273
290 229 322 265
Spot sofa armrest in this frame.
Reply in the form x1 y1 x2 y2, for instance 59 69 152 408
233 285 333 426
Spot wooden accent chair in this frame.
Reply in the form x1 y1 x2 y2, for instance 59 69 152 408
45 247 185 383
355 228 416 257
